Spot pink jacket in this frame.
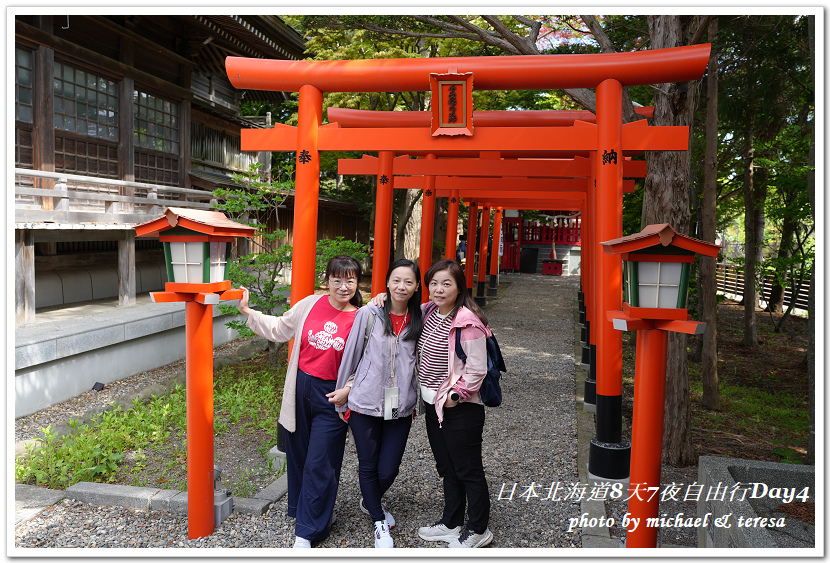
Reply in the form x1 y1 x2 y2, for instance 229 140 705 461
423 303 491 424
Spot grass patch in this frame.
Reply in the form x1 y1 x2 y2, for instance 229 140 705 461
15 350 287 491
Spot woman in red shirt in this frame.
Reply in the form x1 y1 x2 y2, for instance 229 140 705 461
238 255 362 548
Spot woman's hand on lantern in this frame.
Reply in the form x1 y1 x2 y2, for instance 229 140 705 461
237 287 253 318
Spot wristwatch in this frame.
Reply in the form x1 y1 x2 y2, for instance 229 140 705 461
449 391 460 403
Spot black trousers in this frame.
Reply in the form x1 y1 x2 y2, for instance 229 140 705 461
424 401 490 533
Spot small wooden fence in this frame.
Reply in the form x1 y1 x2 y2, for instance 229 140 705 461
715 263 810 312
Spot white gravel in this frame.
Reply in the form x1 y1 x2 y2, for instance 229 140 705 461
14 273 585 549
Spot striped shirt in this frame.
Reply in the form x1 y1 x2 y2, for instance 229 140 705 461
418 310 453 404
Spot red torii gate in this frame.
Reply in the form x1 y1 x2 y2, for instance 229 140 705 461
226 45 710 488
336 146 641 301
336 142 641 377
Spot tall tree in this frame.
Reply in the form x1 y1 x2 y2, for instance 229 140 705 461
641 15 710 465
601 14 711 464
805 15 815 466
717 15 811 347
699 17 720 410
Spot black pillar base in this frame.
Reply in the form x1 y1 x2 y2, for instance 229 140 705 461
467 287 473 296
588 438 631 481
581 345 591 365
595 393 623 443
583 378 596 408
583 344 597 409
487 275 498 296
474 281 486 307
588 393 630 480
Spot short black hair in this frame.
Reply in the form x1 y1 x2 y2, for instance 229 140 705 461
324 255 363 308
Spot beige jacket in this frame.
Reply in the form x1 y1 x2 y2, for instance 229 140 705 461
245 294 325 433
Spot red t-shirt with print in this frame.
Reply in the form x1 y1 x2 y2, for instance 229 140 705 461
298 297 357 380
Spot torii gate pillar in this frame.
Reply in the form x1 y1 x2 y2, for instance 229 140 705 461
488 208 503 297
583 154 598 402
291 85 323 303
419 154 437 302
588 79 630 481
465 202 478 295
372 151 395 295
445 190 460 261
474 206 491 307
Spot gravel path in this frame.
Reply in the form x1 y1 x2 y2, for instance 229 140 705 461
14 273 584 549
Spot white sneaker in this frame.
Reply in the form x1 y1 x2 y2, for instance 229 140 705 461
448 527 493 548
374 520 394 548
417 521 462 542
293 536 312 548
360 497 395 528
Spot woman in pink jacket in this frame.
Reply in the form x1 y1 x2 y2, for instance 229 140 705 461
415 259 493 548
375 259 494 548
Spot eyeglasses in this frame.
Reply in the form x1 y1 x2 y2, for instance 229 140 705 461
329 278 357 288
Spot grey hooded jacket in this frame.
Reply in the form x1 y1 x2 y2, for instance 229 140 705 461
334 303 419 418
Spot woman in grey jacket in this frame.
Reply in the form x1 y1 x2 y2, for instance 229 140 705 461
331 259 424 548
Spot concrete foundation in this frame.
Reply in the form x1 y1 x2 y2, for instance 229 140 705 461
15 295 240 418
697 456 815 549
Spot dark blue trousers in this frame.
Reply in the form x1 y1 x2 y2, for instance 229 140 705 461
348 411 412 522
285 369 348 542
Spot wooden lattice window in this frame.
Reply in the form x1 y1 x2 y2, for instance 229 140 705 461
55 134 119 178
134 90 179 154
15 46 33 124
16 127 34 170
54 61 118 141
134 148 179 186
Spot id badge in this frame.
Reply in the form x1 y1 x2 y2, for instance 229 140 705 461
384 387 399 420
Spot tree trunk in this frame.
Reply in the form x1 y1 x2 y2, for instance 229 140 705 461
394 189 421 260
767 215 795 313
434 197 449 262
403 195 423 260
742 110 760 346
645 14 705 466
700 17 720 410
806 14 815 466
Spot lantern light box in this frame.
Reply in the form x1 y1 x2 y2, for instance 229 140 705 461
603 223 720 321
135 207 257 294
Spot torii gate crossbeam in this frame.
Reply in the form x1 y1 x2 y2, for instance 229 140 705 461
227 45 710 92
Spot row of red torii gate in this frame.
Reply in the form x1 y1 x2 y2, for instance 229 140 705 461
224 45 712 546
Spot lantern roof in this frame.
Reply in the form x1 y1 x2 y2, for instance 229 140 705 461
135 207 257 238
601 223 720 257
